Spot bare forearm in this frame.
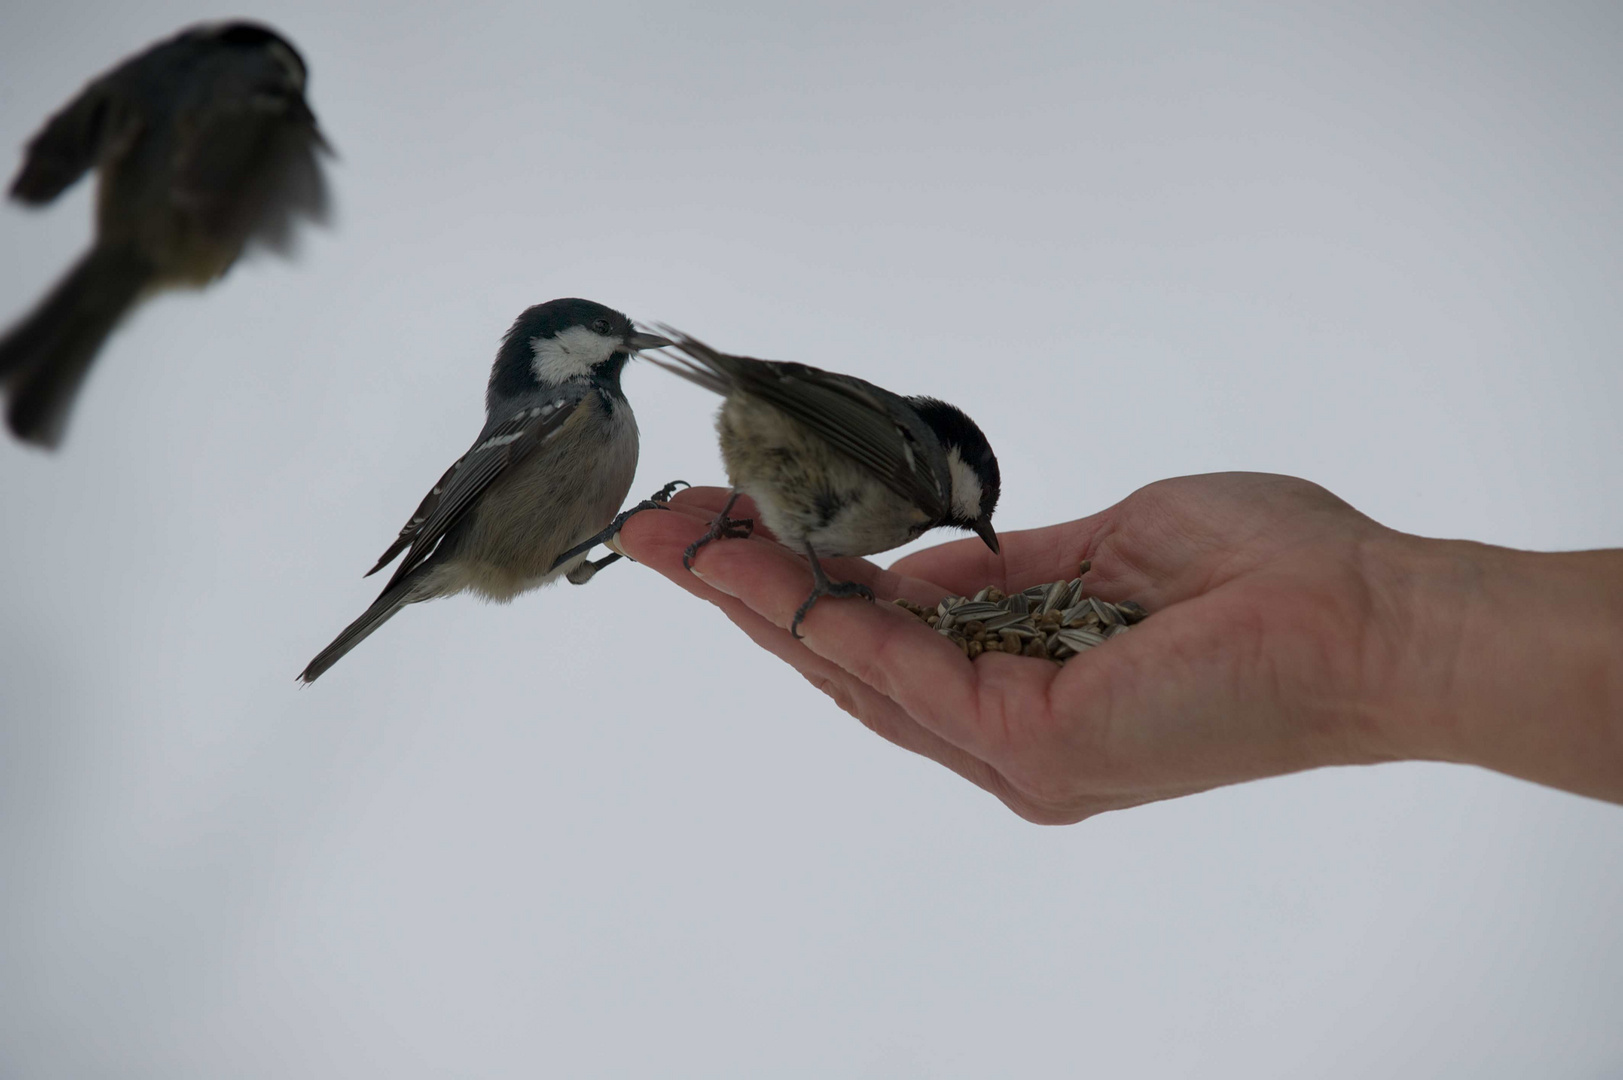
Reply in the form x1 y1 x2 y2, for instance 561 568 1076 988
1386 537 1623 802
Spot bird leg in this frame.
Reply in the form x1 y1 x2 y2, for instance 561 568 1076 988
555 479 689 583
790 543 874 639
564 552 622 585
682 490 755 570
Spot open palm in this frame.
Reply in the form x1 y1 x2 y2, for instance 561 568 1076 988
620 472 1427 823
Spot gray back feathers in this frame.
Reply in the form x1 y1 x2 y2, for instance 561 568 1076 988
648 329 953 522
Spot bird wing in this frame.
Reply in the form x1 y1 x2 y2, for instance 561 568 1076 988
652 329 948 519
8 82 143 204
368 390 585 589
170 86 328 244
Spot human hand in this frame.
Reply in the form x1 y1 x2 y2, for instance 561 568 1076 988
617 473 1623 819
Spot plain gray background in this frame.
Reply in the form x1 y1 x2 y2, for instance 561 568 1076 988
2 2 1620 1076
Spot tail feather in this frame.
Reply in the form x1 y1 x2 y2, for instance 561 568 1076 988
299 581 417 684
642 328 733 397
1 245 154 448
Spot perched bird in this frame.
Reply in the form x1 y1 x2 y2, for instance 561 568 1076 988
300 298 678 683
0 20 330 447
647 329 1001 637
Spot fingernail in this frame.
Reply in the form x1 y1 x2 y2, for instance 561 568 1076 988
690 567 736 598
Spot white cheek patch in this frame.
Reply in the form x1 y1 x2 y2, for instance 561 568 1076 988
946 446 984 521
531 326 616 385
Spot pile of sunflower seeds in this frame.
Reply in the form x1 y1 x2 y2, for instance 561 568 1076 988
894 561 1147 664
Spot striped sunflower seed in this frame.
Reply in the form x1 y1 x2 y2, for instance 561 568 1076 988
951 602 1008 619
1055 628 1107 651
1116 600 1148 624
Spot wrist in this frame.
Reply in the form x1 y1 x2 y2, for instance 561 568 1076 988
1375 533 1623 801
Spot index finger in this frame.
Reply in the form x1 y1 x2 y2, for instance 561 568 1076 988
620 503 1059 765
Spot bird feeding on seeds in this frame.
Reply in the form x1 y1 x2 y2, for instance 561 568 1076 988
646 328 1002 638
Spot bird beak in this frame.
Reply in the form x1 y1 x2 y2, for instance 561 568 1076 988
973 519 1000 554
625 331 673 352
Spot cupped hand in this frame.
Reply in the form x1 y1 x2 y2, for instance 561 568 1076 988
618 472 1441 823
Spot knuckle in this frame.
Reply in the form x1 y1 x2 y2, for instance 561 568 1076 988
991 780 1093 826
806 673 860 720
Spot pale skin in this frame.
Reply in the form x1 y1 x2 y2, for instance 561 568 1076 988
617 473 1623 821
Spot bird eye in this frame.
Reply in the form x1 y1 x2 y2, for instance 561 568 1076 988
591 318 612 335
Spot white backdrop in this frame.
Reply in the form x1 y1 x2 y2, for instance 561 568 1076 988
1 2 1620 1076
